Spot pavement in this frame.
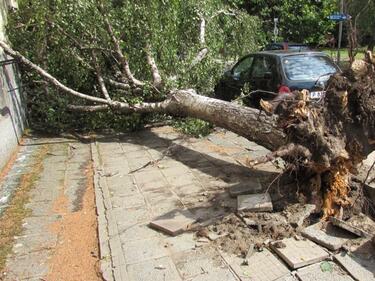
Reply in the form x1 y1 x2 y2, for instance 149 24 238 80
1 137 94 280
1 126 374 281
92 126 281 281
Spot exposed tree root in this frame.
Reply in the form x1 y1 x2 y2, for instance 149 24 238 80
322 159 351 219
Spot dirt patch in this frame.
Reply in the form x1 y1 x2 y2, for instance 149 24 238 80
0 145 48 274
46 160 102 281
193 200 318 257
206 213 295 256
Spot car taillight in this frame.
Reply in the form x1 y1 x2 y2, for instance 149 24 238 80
278 85 291 94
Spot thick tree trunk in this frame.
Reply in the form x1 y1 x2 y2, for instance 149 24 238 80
164 91 285 151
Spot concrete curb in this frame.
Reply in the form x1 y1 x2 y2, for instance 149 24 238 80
91 142 115 281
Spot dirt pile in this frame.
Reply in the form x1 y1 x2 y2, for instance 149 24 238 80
194 203 319 256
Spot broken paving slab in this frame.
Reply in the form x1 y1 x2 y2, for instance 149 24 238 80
302 222 357 251
149 210 196 236
221 248 290 281
270 238 329 269
237 193 273 212
330 217 371 238
346 213 375 238
296 261 354 281
334 252 375 281
283 204 315 227
229 178 263 197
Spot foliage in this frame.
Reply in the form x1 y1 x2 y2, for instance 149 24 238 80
173 118 213 137
345 0 375 50
238 0 337 45
6 0 263 132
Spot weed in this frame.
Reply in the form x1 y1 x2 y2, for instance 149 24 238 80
0 145 49 273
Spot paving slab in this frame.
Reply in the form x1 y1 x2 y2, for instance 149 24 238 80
274 274 298 281
330 217 370 238
229 178 263 197
119 223 160 243
221 248 290 281
149 210 196 236
122 237 169 265
4 250 51 280
111 194 146 209
296 261 354 281
334 252 375 281
127 256 182 281
284 204 315 228
173 247 237 281
237 192 273 212
302 222 356 250
270 238 329 269
162 232 196 254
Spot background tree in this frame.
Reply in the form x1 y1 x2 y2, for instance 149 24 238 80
239 0 337 45
345 0 375 52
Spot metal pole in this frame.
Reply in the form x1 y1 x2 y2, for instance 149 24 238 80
337 0 344 63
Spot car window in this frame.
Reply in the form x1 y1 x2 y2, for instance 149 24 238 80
251 56 276 78
282 55 338 81
232 56 253 77
270 45 283 50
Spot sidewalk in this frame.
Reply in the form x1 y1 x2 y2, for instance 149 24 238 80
92 126 291 281
1 138 101 280
1 126 373 281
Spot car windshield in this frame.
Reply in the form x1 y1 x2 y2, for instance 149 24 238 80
282 55 338 81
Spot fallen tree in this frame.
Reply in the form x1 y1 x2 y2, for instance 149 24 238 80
2 39 374 218
1 3 374 219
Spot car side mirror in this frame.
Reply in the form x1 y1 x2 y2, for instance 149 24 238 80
263 72 272 79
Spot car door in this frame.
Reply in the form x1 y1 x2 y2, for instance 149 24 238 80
249 55 279 92
245 55 280 107
216 55 254 101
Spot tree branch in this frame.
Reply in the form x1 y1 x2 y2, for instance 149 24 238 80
91 49 112 101
50 22 132 93
96 3 144 88
145 44 162 90
106 78 131 91
191 48 208 67
0 41 109 105
67 104 110 112
247 143 311 167
199 15 206 46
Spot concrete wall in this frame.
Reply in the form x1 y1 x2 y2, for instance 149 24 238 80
0 0 26 171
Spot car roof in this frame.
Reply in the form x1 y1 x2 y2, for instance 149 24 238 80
253 50 328 57
267 42 308 46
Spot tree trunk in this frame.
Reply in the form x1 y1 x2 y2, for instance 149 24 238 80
164 91 285 151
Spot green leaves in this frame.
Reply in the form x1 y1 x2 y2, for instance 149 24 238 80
7 0 263 131
239 0 337 45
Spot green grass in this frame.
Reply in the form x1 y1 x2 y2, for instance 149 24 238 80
320 48 365 61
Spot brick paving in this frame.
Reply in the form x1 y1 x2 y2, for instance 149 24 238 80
92 127 286 281
92 126 369 281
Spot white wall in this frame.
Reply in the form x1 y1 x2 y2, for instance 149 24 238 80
0 0 26 170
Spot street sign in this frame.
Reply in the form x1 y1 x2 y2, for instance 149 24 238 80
328 13 351 21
